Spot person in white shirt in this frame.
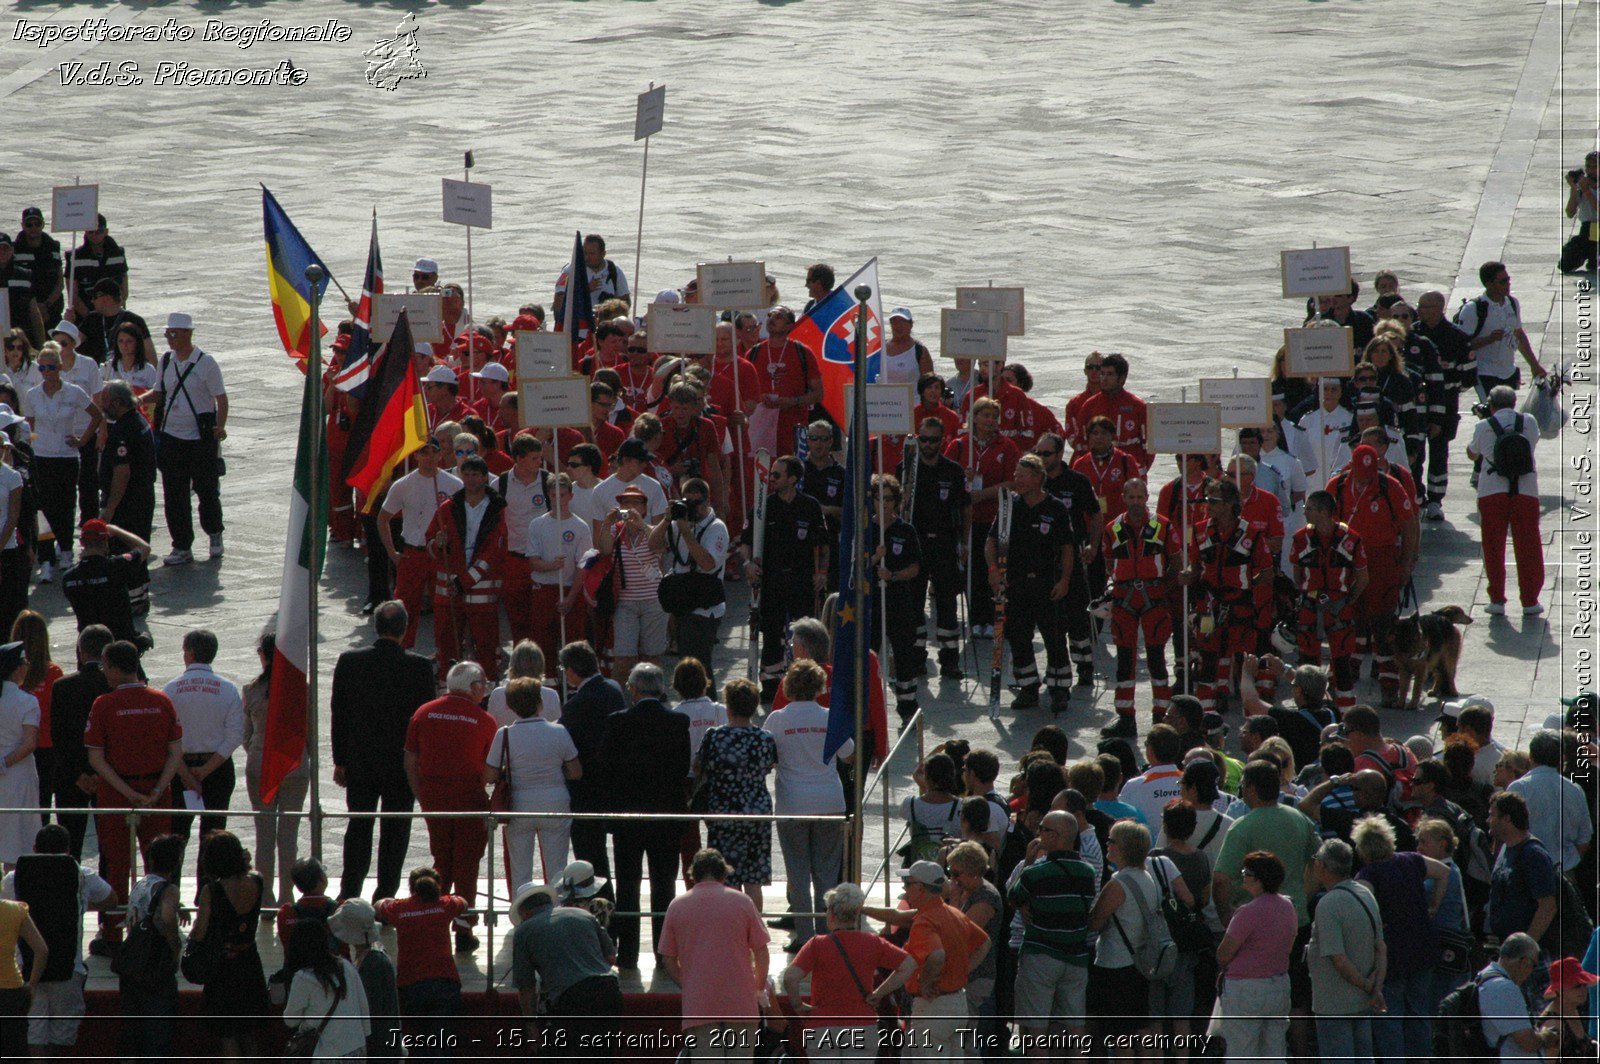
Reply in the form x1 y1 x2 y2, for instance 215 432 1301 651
669 657 727 884
1289 377 1353 486
649 477 730 673
0 431 26 626
496 434 551 646
1465 386 1544 615
1454 261 1546 396
552 234 629 324
483 678 581 888
281 920 371 1060
1559 151 1599 274
149 312 228 565
26 339 102 581
563 443 606 526
164 628 244 873
527 474 593 685
590 437 669 536
378 437 462 649
1118 724 1187 828
763 659 853 950
486 641 562 724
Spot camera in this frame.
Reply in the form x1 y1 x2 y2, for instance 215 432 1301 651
1470 401 1491 419
671 500 689 521
1570 168 1586 183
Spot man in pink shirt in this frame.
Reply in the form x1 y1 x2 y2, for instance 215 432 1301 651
660 848 771 1059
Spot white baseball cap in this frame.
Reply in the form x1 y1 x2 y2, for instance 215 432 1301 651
900 860 946 888
413 257 439 275
470 362 510 384
1439 694 1494 722
422 365 459 386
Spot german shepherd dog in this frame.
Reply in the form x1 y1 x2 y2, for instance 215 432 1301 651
1388 606 1473 710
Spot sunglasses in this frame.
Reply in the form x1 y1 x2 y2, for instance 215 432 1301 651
1034 449 1058 458
22 220 42 229
38 365 60 372
3 342 22 350
627 346 648 353
564 460 583 468
455 449 475 456
917 435 942 444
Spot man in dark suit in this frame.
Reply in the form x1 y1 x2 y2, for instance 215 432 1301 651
596 662 691 969
557 641 626 903
48 625 115 862
332 600 437 902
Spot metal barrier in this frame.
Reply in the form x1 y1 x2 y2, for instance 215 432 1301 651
855 708 925 904
6 803 849 992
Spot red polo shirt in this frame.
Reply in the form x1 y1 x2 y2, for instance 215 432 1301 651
405 695 498 786
84 684 181 782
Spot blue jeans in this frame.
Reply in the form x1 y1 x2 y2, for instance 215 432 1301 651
1314 1014 1374 1064
1373 966 1433 1062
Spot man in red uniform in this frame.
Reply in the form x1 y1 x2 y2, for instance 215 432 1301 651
1182 480 1273 715
1290 490 1369 712
325 329 360 544
945 397 1021 637
84 639 183 941
587 382 628 463
658 380 729 517
1326 444 1418 707
1073 416 1144 527
1100 479 1174 739
962 370 1042 450
696 322 758 540
426 455 508 682
403 661 498 952
1063 351 1105 460
1157 454 1213 699
1228 454 1287 701
750 305 821 457
423 364 472 428
467 361 511 436
1076 353 1152 470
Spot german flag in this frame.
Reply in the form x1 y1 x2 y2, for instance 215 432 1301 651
343 309 428 510
262 185 331 360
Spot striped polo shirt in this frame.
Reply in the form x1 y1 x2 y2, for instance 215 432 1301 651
1008 851 1098 964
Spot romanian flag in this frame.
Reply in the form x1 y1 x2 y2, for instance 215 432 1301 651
263 185 332 360
343 309 429 511
260 355 328 803
791 258 884 426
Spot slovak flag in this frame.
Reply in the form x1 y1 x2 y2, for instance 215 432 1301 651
791 258 884 426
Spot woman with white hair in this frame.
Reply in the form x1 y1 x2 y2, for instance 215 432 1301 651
783 881 917 1060
328 899 401 1063
1352 814 1452 1063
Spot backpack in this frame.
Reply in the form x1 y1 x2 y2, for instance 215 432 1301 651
1359 743 1417 804
1455 294 1519 341
1510 841 1597 958
1435 969 1510 1059
1150 857 1211 955
897 797 960 867
1486 414 1533 493
1111 869 1178 982
111 879 176 990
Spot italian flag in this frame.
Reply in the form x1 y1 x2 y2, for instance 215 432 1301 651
260 362 328 804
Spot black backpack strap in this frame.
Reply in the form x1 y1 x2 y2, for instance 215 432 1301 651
1196 814 1224 851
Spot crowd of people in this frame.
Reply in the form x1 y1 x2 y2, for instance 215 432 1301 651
0 200 1592 1061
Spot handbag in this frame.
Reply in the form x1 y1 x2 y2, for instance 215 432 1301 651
488 726 513 823
1435 925 1474 974
283 974 345 1059
1151 858 1211 955
181 924 223 985
112 880 176 990
658 519 727 614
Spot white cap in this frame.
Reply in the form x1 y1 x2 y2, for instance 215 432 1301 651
165 312 194 332
414 257 439 275
50 320 81 342
0 404 23 431
1542 711 1567 731
1439 694 1494 721
654 288 682 305
900 860 946 888
470 362 510 384
422 365 459 386
889 306 914 323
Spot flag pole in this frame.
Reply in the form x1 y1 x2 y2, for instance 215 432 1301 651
305 264 327 861
849 285 871 881
463 151 477 406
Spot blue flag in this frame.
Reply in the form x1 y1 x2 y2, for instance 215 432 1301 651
558 230 596 369
824 413 861 762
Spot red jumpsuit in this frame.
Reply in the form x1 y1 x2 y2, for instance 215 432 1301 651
750 337 821 457
961 380 1042 449
427 491 509 681
406 695 498 927
1078 388 1153 470
1063 387 1098 459
1189 518 1273 713
1328 467 1415 698
1291 521 1368 712
1104 512 1174 722
1073 447 1144 523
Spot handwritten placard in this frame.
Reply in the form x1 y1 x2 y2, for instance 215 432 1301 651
441 178 493 228
520 376 591 428
646 302 717 354
372 293 443 342
697 260 768 310
52 184 99 232
843 383 916 436
1147 403 1223 455
1284 326 1355 379
939 308 1007 361
635 84 666 140
955 286 1025 336
516 330 568 380
1280 247 1352 299
1198 378 1273 429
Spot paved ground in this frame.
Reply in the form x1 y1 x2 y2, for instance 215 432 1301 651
2 0 1594 998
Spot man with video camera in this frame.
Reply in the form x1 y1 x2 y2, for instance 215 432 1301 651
649 477 729 675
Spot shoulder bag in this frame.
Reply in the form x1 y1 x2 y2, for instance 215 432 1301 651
1111 869 1178 982
180 881 225 985
1151 857 1211 954
489 726 513 823
283 970 346 1060
657 517 726 614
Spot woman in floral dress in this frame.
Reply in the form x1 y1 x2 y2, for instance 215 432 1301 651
694 677 777 909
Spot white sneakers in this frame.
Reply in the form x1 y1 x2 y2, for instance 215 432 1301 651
1423 502 1444 522
1485 602 1506 615
37 561 53 584
163 549 193 566
209 533 224 559
1523 603 1544 616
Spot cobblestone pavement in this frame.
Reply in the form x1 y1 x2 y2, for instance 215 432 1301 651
3 0 1593 990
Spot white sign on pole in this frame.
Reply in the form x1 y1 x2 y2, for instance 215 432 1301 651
1284 326 1355 379
441 178 493 228
635 84 666 140
1147 403 1223 455
516 331 568 380
843 383 916 436
697 260 768 310
1279 247 1352 299
939 309 1008 361
520 376 592 428
372 293 443 343
51 184 99 232
1198 378 1274 429
955 286 1026 336
647 302 717 354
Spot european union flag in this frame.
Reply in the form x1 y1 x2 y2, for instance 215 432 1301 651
825 413 863 762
